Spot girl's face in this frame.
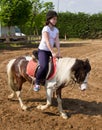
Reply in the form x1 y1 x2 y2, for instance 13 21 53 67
49 16 57 26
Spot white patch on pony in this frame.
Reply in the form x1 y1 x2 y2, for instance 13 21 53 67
80 73 89 90
16 91 27 110
18 59 25 74
8 92 15 99
81 83 87 90
37 86 53 110
46 79 56 89
24 56 32 61
56 58 76 84
7 59 16 89
7 59 16 72
46 58 76 90
18 56 32 74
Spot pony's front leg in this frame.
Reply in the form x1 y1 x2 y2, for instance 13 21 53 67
16 91 27 110
57 95 68 119
56 88 68 119
37 88 52 110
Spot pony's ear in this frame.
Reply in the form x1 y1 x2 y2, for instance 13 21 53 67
84 58 90 65
82 58 89 63
84 58 91 72
85 58 89 63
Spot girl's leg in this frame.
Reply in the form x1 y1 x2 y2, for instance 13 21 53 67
34 50 50 91
36 50 49 84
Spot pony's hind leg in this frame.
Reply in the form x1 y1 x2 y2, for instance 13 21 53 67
16 91 27 111
8 91 15 99
7 57 27 110
15 77 28 111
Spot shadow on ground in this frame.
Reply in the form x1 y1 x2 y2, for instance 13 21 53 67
9 97 102 117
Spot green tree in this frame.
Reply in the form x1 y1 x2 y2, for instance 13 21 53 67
89 13 102 38
0 0 32 32
58 12 102 39
21 1 54 36
42 2 54 13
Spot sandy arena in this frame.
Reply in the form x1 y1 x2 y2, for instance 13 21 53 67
0 40 102 130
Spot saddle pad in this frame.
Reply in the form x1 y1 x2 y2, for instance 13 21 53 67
26 60 38 77
26 58 57 80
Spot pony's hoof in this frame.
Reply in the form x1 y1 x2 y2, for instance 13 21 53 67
8 93 15 99
22 105 28 111
61 113 68 119
37 104 42 110
37 104 46 110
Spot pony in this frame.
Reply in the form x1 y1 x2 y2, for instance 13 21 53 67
7 52 91 119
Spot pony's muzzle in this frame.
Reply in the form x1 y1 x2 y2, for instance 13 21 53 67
80 82 87 91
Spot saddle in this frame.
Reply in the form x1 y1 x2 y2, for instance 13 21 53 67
26 51 57 81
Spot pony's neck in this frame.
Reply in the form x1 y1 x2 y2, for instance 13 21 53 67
56 57 76 85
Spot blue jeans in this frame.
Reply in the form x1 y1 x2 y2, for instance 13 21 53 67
35 49 52 85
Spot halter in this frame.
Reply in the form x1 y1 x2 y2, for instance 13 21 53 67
71 75 87 85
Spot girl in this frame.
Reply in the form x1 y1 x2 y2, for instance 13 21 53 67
34 10 61 91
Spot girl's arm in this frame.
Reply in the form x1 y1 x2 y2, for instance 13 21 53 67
43 32 56 57
55 33 60 57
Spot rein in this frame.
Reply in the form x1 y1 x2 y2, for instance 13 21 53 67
27 77 34 94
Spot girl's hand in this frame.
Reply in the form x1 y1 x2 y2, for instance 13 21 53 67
52 52 57 57
51 51 62 58
56 52 62 58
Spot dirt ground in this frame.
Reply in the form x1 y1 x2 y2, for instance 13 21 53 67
0 40 102 130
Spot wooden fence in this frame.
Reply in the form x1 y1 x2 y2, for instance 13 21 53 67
0 35 41 44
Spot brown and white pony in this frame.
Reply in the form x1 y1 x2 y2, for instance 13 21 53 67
7 54 91 119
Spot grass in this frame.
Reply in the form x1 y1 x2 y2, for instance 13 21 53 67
10 43 24 47
60 38 83 41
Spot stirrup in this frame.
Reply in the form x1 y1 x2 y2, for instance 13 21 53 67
33 87 40 92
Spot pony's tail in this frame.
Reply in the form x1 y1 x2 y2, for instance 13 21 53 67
7 59 16 91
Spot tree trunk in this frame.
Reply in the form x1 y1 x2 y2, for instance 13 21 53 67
5 26 10 43
64 33 67 40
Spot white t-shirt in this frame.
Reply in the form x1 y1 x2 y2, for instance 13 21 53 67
38 25 59 51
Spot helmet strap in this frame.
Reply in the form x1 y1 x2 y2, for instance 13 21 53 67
49 21 55 26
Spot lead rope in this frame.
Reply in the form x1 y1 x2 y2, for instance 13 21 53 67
26 78 34 95
66 77 77 91
26 77 42 99
67 83 76 91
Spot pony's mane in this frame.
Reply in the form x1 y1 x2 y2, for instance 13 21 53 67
55 57 76 86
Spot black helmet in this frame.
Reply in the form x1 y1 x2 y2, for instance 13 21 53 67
46 10 58 21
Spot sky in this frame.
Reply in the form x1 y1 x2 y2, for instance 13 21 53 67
41 0 102 14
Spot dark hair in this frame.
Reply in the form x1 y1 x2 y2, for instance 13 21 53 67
46 21 50 25
46 10 58 25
